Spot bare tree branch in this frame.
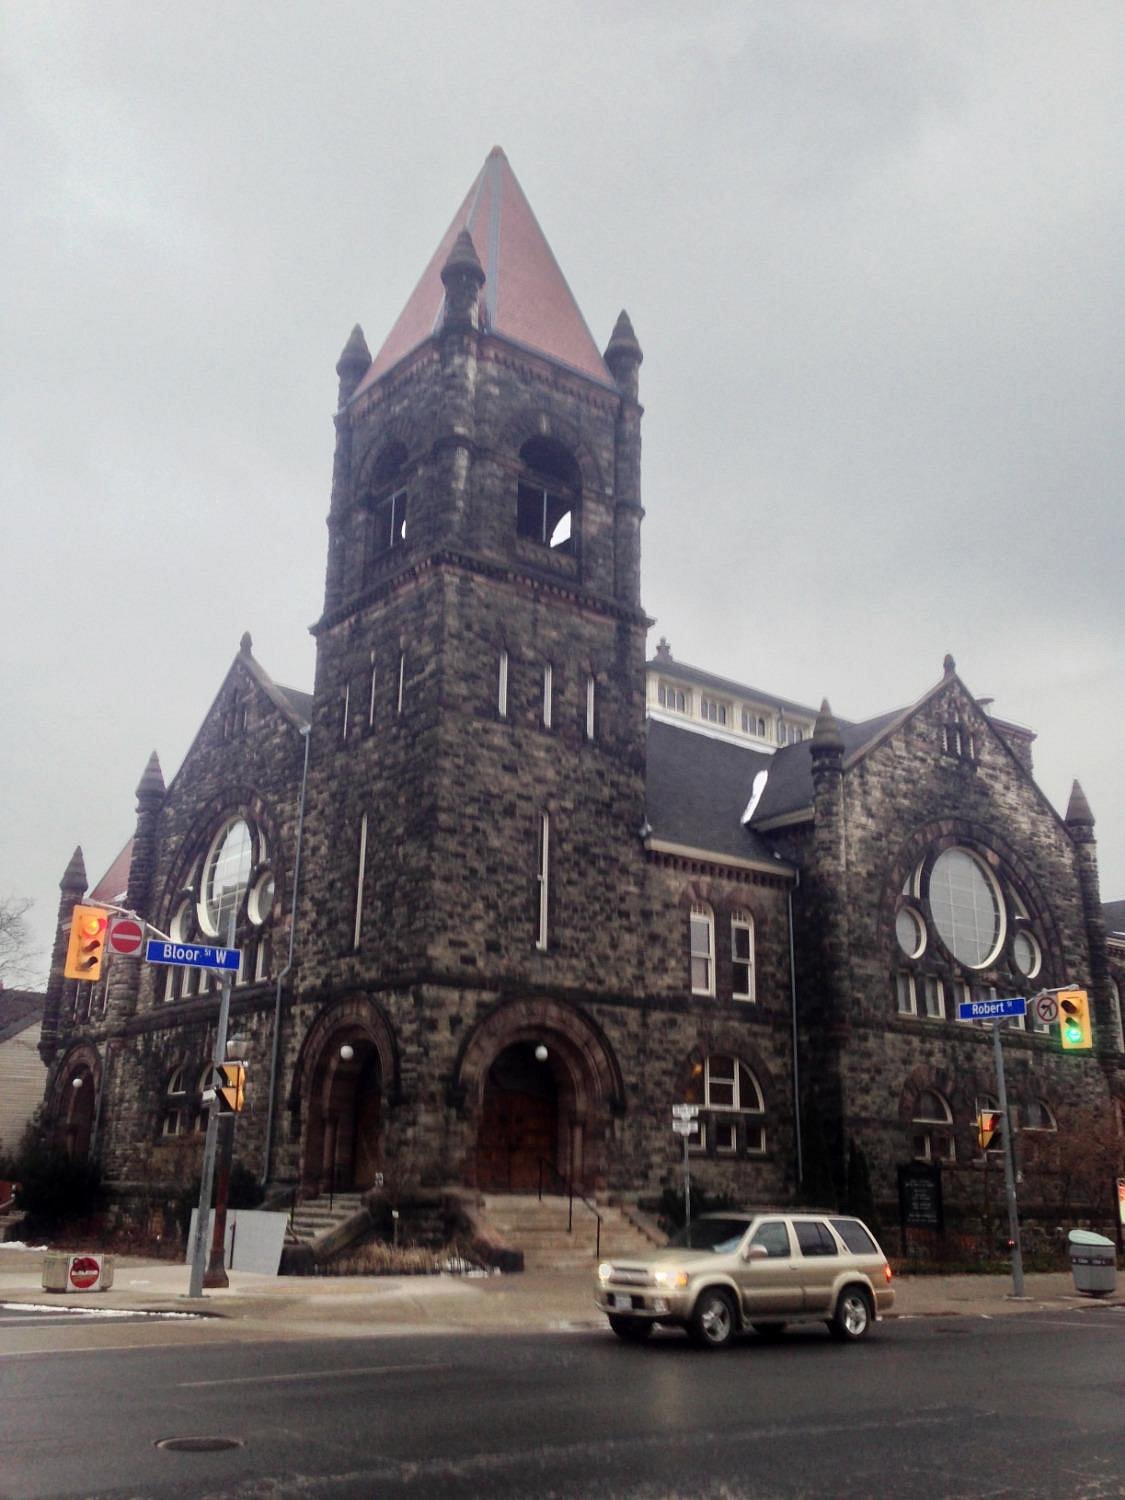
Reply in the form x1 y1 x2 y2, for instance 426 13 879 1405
0 895 39 988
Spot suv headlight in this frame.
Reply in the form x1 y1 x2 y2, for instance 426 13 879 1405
653 1268 689 1289
598 1262 614 1283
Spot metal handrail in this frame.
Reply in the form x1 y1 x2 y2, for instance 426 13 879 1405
537 1157 602 1259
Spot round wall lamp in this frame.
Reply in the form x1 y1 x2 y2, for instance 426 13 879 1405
339 1044 355 1062
71 1076 84 1090
534 1044 549 1063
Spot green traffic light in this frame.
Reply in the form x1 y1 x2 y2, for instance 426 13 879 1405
1064 1021 1082 1042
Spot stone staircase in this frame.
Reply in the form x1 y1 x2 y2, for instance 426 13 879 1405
481 1193 665 1271
286 1192 368 1248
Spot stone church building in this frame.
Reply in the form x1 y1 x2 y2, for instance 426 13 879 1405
38 150 1124 1247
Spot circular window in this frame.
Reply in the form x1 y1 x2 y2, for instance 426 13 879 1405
927 848 1004 969
895 906 926 960
248 871 275 926
200 819 253 938
1012 930 1041 978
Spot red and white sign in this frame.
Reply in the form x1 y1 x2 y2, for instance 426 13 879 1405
67 1254 105 1291
1033 992 1059 1025
107 916 144 956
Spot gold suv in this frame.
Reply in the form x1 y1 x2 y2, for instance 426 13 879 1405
596 1210 894 1349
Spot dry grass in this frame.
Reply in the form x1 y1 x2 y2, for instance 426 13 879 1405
325 1240 486 1277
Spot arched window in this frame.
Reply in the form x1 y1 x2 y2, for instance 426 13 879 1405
166 811 275 1000
1022 1099 1056 1132
516 437 578 554
912 1088 954 1163
161 1066 190 1138
690 903 715 996
731 911 755 1001
685 1055 766 1155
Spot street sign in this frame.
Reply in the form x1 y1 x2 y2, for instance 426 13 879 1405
672 1119 695 1136
107 916 144 956
145 939 239 971
1033 992 1059 1025
957 996 1027 1022
671 1103 700 1119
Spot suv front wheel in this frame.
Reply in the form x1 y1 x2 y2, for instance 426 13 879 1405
830 1285 872 1342
690 1288 737 1350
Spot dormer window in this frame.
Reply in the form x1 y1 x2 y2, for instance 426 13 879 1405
516 437 578 554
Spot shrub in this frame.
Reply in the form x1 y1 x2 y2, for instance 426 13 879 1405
12 1145 104 1234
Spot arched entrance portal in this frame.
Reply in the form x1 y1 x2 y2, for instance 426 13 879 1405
477 1042 563 1192
301 1031 384 1197
456 999 625 1195
51 1049 100 1164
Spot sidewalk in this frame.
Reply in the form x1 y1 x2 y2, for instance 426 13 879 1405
1 1246 1121 1335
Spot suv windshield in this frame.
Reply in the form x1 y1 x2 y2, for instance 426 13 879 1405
667 1218 749 1252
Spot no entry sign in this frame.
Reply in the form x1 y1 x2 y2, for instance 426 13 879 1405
107 916 144 956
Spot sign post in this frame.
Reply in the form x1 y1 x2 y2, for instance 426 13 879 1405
671 1104 699 1231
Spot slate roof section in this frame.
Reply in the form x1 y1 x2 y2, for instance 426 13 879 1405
0 990 44 1046
646 657 836 723
89 839 134 904
356 147 614 395
645 720 785 868
1104 900 1125 938
749 709 906 824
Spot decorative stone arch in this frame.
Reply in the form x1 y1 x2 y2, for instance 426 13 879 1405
354 415 423 494
500 406 605 495
898 1064 960 1130
49 1042 102 1162
291 994 399 1197
157 787 285 936
451 997 624 1193
883 818 1068 984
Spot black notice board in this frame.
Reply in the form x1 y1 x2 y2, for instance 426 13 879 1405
897 1162 944 1232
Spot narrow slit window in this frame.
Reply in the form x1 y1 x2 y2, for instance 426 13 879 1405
542 663 553 728
353 813 368 950
341 683 350 741
498 649 509 717
397 651 405 716
536 811 550 950
585 676 596 740
368 653 377 728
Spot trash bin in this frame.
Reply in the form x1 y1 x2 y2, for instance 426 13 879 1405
1067 1229 1117 1296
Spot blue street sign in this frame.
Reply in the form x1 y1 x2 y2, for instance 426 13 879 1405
144 939 240 972
957 996 1027 1022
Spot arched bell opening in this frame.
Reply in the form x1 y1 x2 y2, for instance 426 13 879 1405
301 1029 383 1197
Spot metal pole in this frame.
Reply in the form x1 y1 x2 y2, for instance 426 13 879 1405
992 1020 1025 1298
683 1132 692 1232
188 914 236 1299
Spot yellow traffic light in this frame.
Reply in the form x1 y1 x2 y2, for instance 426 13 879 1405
217 1063 246 1114
64 904 109 981
1058 989 1092 1050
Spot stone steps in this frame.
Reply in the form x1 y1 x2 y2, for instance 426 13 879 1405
480 1193 664 1271
287 1193 368 1246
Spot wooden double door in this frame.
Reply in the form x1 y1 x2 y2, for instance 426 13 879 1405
476 1043 559 1193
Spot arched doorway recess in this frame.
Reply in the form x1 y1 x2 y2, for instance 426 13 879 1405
51 1048 100 1163
294 999 396 1197
455 999 624 1195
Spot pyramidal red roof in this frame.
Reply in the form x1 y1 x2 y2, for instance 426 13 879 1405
357 148 613 395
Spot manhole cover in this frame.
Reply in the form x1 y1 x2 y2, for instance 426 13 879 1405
155 1436 244 1453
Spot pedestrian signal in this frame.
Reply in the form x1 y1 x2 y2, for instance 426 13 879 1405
64 905 109 981
976 1110 1002 1151
1058 989 1092 1051
215 1062 246 1114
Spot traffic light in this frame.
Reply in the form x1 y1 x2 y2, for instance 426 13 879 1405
976 1111 1002 1150
64 905 109 981
1058 989 1092 1050
216 1062 246 1114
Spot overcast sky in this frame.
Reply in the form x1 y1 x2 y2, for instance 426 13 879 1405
3 1 1122 984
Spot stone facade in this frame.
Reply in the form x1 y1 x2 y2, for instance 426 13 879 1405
36 151 1123 1250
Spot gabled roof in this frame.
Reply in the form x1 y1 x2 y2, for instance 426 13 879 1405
645 720 788 870
750 709 905 824
89 839 133 904
0 989 44 1046
356 147 614 395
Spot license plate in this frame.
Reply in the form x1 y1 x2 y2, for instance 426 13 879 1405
611 1294 633 1310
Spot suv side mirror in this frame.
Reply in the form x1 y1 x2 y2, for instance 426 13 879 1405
743 1243 769 1261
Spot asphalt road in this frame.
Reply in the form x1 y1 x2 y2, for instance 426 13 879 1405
2 1309 1122 1499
